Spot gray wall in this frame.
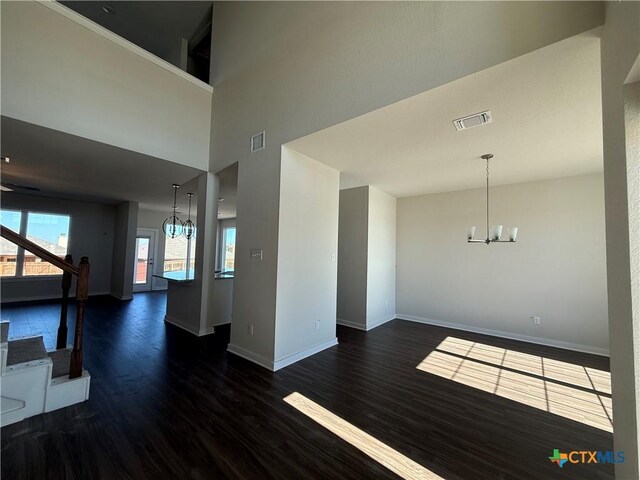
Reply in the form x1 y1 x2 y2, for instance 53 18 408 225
601 1 640 476
397 174 608 354
1 192 116 302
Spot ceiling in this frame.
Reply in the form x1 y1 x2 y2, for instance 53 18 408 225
1 116 204 212
287 31 604 198
60 1 212 68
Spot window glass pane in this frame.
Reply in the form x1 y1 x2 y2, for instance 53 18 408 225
24 213 70 276
134 237 150 284
223 227 236 272
0 210 22 277
164 235 188 272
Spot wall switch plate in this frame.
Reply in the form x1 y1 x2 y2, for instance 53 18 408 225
531 316 541 325
248 324 254 335
250 249 263 260
315 320 320 330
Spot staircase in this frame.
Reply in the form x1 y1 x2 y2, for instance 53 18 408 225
0 226 91 427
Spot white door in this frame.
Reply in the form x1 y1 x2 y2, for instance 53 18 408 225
133 229 157 292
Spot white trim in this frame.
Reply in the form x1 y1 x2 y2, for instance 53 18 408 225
396 314 610 357
164 314 214 337
110 292 133 301
366 316 396 331
273 338 338 371
0 291 110 304
226 344 274 370
37 0 213 93
336 318 367 331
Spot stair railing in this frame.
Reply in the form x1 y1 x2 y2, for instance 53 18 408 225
0 225 90 379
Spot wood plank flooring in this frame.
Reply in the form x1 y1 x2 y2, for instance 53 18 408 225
1 293 613 479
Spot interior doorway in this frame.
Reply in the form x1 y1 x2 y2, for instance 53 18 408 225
133 228 157 292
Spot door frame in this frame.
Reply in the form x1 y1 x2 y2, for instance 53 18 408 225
133 228 158 292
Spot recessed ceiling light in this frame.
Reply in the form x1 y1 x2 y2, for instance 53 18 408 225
101 4 115 15
1 156 10 163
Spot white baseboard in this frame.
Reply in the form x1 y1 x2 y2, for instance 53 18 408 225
396 314 610 357
164 315 198 336
226 344 274 370
337 316 395 332
273 338 338 371
366 315 396 331
227 337 339 372
110 293 133 301
336 318 367 331
1 291 110 304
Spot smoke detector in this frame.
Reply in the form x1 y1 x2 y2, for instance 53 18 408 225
453 111 492 131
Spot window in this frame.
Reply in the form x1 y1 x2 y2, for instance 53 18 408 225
0 209 70 277
0 210 22 277
163 234 196 273
221 227 236 272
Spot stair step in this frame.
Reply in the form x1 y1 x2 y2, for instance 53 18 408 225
1 396 25 414
48 348 72 378
7 336 48 366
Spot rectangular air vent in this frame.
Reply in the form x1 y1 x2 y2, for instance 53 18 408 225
453 111 492 131
251 131 265 152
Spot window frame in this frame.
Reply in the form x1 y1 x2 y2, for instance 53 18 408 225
1 208 72 280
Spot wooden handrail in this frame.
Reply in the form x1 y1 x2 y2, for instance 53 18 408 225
1 225 90 379
0 225 79 275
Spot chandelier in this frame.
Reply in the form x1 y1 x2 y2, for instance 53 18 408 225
467 154 518 244
183 192 196 240
162 184 184 238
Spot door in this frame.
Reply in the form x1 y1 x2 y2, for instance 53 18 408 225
133 229 157 292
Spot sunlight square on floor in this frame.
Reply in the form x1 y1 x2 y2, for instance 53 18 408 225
416 337 613 432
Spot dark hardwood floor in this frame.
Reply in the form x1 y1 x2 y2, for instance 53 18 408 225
1 293 613 480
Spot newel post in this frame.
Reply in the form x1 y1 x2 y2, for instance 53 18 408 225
69 256 90 379
56 254 73 350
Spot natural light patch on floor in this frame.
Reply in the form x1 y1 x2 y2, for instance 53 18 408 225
284 392 444 480
417 337 612 432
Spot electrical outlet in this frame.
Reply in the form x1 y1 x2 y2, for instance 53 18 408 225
315 320 320 330
531 316 541 326
248 324 254 335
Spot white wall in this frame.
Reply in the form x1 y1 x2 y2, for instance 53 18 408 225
600 2 640 475
337 187 369 329
366 187 396 329
0 193 116 302
397 174 608 354
273 148 340 367
1 1 212 170
211 2 603 369
337 186 396 331
110 202 138 301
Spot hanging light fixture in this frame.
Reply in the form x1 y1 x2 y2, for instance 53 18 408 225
162 184 184 238
183 192 196 240
467 154 518 244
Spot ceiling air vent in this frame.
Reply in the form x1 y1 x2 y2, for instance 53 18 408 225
251 131 265 152
453 111 492 131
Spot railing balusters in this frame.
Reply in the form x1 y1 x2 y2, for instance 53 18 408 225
69 257 90 379
56 254 74 350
